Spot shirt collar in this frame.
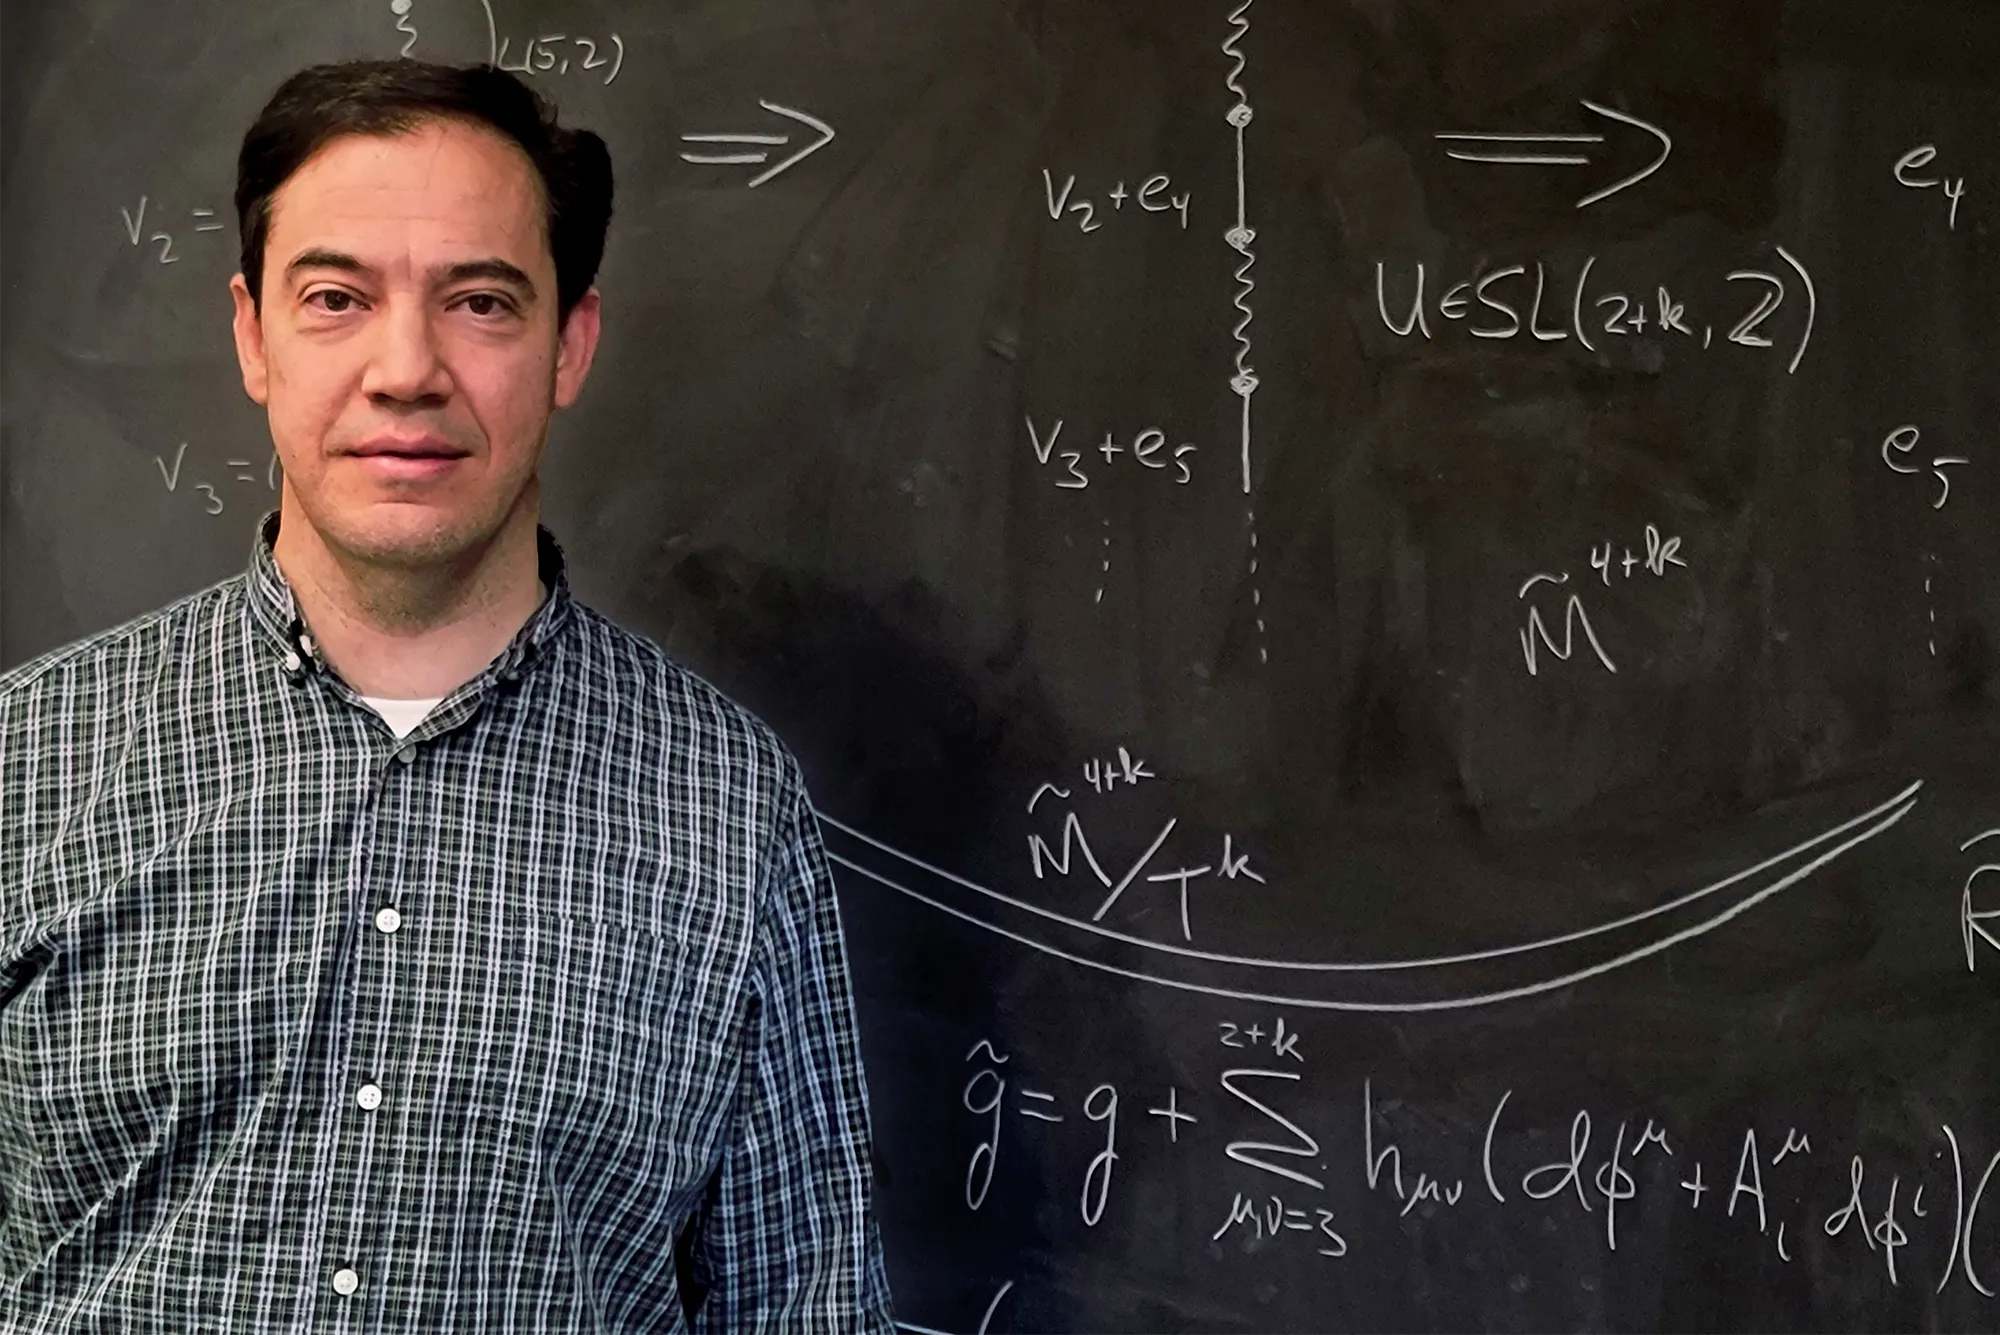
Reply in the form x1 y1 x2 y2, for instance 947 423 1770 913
246 507 575 683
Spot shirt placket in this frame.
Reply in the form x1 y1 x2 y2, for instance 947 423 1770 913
313 732 421 1327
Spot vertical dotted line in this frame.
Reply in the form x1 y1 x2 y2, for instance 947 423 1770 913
1926 552 1938 657
1248 514 1266 660
1097 518 1111 605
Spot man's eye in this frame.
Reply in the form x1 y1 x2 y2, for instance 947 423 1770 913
308 290 356 313
463 293 512 317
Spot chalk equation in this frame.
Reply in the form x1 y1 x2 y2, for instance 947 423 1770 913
962 1042 1125 1227
1896 144 1970 231
155 443 279 516
1881 425 1970 511
1516 573 1617 677
118 194 226 267
1374 247 1817 374
1025 417 1196 490
946 1042 1998 1302
1517 528 1690 677
1435 100 1672 210
1043 171 1191 234
1025 752 1264 944
478 1 623 85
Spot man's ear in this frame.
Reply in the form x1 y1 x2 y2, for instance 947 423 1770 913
230 273 270 405
553 287 602 410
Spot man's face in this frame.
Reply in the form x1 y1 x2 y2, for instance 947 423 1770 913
230 117 599 574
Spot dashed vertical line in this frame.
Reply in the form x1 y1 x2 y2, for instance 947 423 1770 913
1097 519 1111 606
1223 0 1266 665
1249 517 1266 661
1926 553 1938 657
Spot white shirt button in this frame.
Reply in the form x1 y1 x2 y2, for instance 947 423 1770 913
300 633 315 654
332 1267 360 1296
395 745 416 764
356 1083 383 1111
282 651 301 672
374 906 402 935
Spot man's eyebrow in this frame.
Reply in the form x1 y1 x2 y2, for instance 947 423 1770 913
435 259 536 296
283 247 371 284
280 250 537 298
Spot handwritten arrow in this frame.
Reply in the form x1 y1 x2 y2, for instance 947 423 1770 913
678 100 835 188
1436 99 1672 209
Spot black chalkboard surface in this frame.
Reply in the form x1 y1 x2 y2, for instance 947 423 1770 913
4 1 1997 1330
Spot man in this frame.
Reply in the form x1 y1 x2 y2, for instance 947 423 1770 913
0 59 894 1332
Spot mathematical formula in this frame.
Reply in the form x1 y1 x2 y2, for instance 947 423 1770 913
1373 250 1817 373
951 1037 1998 1298
1026 750 1264 944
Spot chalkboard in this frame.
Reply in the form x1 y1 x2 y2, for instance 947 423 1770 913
4 1 1998 1330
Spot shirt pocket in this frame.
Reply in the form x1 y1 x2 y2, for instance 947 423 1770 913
508 914 743 1231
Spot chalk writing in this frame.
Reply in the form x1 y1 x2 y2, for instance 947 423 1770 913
1895 144 1968 231
1211 1190 1349 1257
1042 171 1191 234
1588 525 1687 583
824 782 1920 1012
155 443 281 516
1881 424 1969 511
1961 828 2000 972
1517 572 1618 677
1222 1 1267 662
1435 100 1672 208
959 1042 1158 1231
389 0 417 57
897 1281 1015 1335
1026 806 1266 942
1024 417 1197 489
1217 1015 1301 1060
119 195 226 268
479 0 624 86
1375 247 1816 373
679 101 834 187
932 1039 1996 1321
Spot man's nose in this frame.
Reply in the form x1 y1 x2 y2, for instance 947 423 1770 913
361 299 451 404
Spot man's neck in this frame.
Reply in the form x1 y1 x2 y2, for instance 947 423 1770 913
271 502 546 700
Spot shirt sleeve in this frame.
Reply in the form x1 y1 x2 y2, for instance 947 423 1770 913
680 766 896 1332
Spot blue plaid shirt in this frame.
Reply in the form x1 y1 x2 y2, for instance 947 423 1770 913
0 509 894 1332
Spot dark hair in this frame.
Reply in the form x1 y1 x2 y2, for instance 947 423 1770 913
235 59 613 324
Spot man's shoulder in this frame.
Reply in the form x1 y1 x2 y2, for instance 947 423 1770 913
0 576 238 716
566 600 804 794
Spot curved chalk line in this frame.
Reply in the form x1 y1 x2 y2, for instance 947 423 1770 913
825 797 1916 1012
816 780 1920 973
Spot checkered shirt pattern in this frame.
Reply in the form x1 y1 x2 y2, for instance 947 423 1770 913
0 509 895 1333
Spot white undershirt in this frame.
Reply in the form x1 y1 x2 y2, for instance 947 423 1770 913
360 695 446 739
350 581 547 740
